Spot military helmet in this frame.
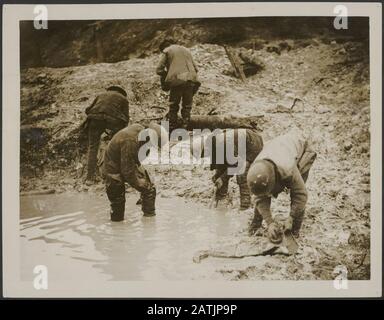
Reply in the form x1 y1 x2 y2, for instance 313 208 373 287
106 85 127 97
159 37 175 51
247 160 276 196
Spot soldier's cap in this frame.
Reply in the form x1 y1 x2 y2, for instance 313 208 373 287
247 160 276 195
159 37 175 51
107 85 127 97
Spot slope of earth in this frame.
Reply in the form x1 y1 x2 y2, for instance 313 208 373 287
20 38 370 280
20 17 368 68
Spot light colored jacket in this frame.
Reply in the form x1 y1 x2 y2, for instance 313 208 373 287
156 44 198 87
252 128 314 224
255 128 307 180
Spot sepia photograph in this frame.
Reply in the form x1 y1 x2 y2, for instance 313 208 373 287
2 2 382 298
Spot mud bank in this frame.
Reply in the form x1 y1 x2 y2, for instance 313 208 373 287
20 39 370 280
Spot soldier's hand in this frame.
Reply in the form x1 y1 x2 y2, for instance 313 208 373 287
267 221 283 244
214 177 224 190
283 216 293 232
137 177 150 190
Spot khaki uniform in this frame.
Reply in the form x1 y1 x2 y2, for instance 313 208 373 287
249 129 316 232
208 129 263 210
156 45 199 130
103 124 156 221
84 91 129 180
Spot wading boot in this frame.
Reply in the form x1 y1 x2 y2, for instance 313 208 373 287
237 162 251 210
142 187 156 217
215 177 229 201
110 202 125 222
181 115 190 130
237 176 251 211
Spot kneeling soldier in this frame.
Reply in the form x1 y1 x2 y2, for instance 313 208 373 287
247 128 317 242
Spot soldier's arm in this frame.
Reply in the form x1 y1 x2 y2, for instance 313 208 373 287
120 141 149 193
192 59 198 73
255 196 273 224
85 96 98 114
120 99 129 124
289 166 308 217
156 53 167 75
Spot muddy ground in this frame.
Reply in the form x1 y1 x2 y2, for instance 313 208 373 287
20 37 370 280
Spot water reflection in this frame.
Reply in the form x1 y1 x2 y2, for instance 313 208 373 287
20 192 248 281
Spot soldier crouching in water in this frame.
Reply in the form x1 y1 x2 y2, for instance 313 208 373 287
203 129 263 210
102 122 168 221
247 128 317 243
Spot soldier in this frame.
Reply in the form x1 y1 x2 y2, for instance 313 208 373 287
247 128 317 243
156 38 200 131
83 85 129 184
203 129 263 210
102 122 168 222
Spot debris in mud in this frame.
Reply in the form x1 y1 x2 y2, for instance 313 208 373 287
193 238 279 263
224 45 247 81
238 49 265 77
343 141 353 151
186 114 264 130
224 46 265 79
20 189 56 196
193 231 298 264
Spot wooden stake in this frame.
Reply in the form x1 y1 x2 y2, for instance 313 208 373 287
224 45 246 82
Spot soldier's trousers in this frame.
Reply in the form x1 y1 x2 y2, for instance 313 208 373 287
168 82 195 130
106 170 156 222
213 161 251 210
86 118 125 180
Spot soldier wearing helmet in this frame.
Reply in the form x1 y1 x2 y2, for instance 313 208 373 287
247 128 317 243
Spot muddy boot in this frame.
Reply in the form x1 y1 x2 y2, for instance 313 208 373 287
249 210 263 236
142 187 156 217
215 190 228 201
181 117 190 130
106 178 125 221
215 179 229 201
291 210 305 237
239 193 251 211
237 171 251 210
180 110 191 130
168 108 179 133
84 176 97 186
110 202 125 222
